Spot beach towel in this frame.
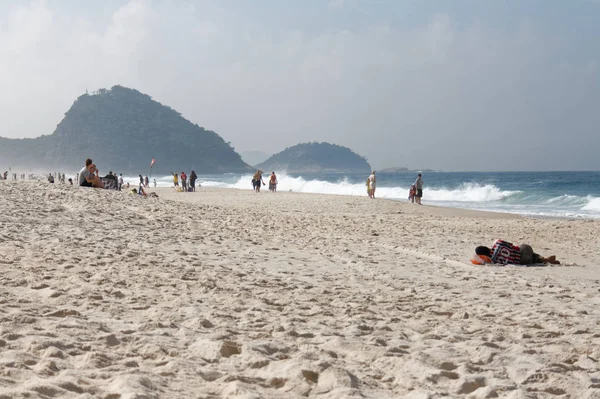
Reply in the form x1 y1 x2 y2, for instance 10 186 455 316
101 177 119 190
491 239 521 265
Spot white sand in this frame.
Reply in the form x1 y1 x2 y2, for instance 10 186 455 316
1 181 599 398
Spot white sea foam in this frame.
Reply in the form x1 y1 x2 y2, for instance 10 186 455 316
128 173 600 218
582 196 600 211
193 175 517 203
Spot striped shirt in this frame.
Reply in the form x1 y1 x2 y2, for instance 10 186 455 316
491 240 521 265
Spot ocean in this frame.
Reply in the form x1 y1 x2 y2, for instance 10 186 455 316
135 171 600 219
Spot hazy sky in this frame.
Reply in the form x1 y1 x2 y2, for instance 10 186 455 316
1 0 599 171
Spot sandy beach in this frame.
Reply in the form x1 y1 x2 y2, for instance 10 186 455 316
1 181 600 398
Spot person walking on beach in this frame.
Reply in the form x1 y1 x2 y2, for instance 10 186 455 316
189 171 197 192
118 174 123 191
153 179 157 187
181 171 187 191
366 177 371 198
252 170 265 193
139 174 144 187
414 173 423 205
368 171 376 199
269 172 278 192
144 175 149 188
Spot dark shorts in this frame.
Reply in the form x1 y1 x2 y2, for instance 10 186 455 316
416 189 423 198
80 181 93 188
519 244 543 264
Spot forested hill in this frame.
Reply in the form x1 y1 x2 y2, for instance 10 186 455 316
0 86 252 174
256 142 371 173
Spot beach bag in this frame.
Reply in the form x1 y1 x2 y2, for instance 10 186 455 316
491 240 521 265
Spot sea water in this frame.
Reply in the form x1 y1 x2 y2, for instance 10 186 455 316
128 171 600 219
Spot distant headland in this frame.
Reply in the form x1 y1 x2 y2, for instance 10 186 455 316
0 86 253 174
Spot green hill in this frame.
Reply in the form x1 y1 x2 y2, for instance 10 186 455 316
0 86 252 174
256 142 371 173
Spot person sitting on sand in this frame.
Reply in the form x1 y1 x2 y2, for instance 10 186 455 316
78 159 103 188
472 240 560 265
68 178 73 186
88 165 104 188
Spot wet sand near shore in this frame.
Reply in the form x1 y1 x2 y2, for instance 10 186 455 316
1 181 599 398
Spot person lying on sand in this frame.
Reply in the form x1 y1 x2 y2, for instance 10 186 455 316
472 240 560 265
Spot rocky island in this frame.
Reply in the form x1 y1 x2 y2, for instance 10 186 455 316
256 142 371 174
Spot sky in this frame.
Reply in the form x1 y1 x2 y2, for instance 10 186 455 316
0 0 599 171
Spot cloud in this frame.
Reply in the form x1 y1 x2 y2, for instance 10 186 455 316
0 0 598 171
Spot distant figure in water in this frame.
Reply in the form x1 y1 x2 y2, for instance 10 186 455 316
269 172 277 192
252 170 265 193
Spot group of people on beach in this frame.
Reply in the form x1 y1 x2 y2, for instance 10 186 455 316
77 158 127 191
252 170 278 193
171 171 198 192
138 175 154 188
408 173 423 205
366 171 424 205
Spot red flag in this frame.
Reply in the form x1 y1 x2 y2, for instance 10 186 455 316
150 157 156 168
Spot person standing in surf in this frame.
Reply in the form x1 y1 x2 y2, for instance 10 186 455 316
414 173 423 205
368 171 376 199
269 172 278 192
